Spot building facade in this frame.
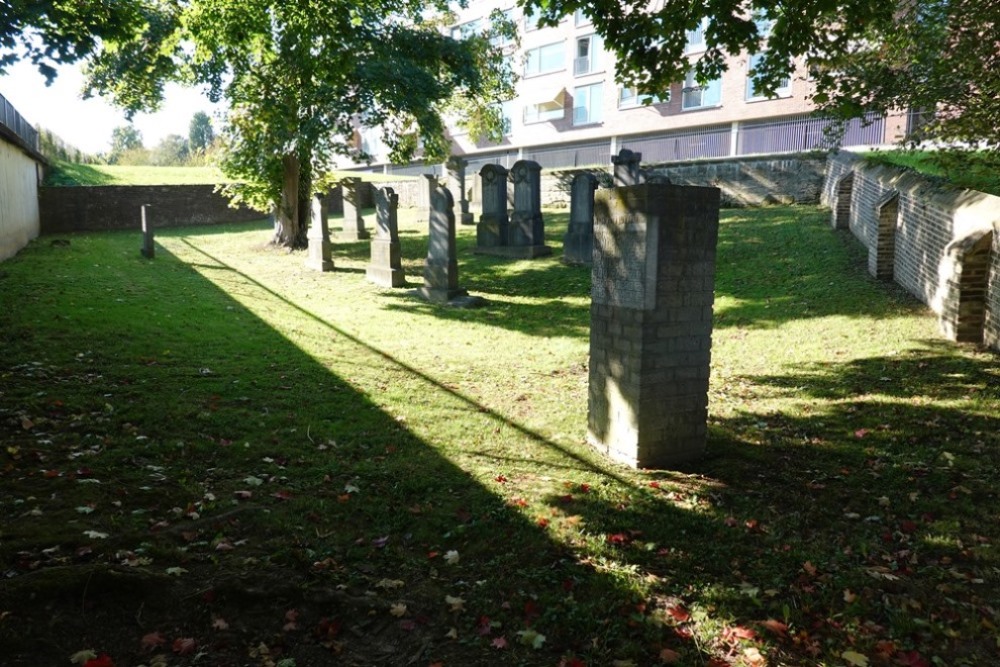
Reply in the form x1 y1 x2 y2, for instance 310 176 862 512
355 1 909 175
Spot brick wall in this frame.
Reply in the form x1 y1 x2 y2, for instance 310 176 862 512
539 153 827 209
824 152 1000 351
986 231 1000 349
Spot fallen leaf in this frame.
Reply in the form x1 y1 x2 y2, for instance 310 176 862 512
83 531 109 540
165 567 187 577
665 604 690 623
172 637 197 655
445 595 465 612
376 578 405 590
802 561 817 576
390 603 408 617
761 619 788 636
445 627 458 639
83 655 114 667
659 648 681 663
491 636 508 650
743 647 765 665
516 629 546 649
443 550 459 565
841 650 869 666
70 651 98 665
212 616 229 630
140 631 167 650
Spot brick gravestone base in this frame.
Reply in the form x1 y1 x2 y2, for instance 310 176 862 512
588 184 720 468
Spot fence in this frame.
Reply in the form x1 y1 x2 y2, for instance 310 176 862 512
0 92 40 153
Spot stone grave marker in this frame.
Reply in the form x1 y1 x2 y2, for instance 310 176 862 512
506 159 552 258
475 164 509 251
418 184 471 304
563 172 598 265
588 183 720 468
612 148 643 187
140 204 154 259
366 186 405 287
305 195 333 271
447 156 475 226
337 178 370 240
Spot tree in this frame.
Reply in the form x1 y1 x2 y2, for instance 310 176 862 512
108 124 144 164
151 134 190 166
83 0 515 248
188 111 214 154
527 0 999 150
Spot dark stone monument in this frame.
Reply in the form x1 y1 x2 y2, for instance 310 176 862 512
140 204 154 259
337 178 370 240
475 164 509 251
563 172 598 265
612 148 643 188
419 184 468 303
507 159 553 258
306 196 333 272
366 187 405 287
588 183 720 468
422 174 438 224
447 156 475 226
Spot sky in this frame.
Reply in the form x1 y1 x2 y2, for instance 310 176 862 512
0 60 221 156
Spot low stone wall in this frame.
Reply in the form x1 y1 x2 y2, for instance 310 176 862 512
824 152 1000 350
534 152 827 209
40 184 264 234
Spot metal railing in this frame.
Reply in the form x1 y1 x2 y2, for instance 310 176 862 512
0 92 40 152
737 112 885 155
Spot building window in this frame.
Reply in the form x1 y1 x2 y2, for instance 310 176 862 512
574 34 603 76
685 18 708 54
682 70 721 109
573 82 603 125
619 86 667 109
746 53 791 100
524 6 542 31
499 100 515 134
524 99 564 124
524 42 565 77
450 19 481 40
574 8 591 27
753 11 774 40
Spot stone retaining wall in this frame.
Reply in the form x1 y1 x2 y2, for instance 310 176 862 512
823 152 1000 350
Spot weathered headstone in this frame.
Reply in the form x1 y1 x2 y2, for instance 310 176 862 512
419 184 468 303
337 178 370 240
506 159 552 258
588 183 720 468
563 172 598 265
475 164 509 251
447 156 475 226
140 204 154 259
422 174 438 224
612 148 643 187
305 196 333 271
366 187 405 287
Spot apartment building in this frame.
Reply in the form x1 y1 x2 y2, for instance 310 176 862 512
356 1 906 174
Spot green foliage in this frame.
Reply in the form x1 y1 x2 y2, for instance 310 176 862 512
188 111 214 154
43 161 227 185
150 133 190 166
107 124 144 165
864 149 1000 197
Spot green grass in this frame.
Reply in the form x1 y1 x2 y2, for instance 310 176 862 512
864 150 1000 196
1 206 997 666
44 161 415 186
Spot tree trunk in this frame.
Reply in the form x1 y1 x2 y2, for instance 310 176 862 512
271 153 304 248
297 149 313 243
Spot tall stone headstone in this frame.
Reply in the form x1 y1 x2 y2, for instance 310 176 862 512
588 183 720 468
612 148 643 188
506 159 552 258
337 178 370 240
140 204 154 259
447 156 475 226
366 187 405 287
306 196 333 271
422 174 438 224
419 184 468 303
476 164 509 251
563 172 598 265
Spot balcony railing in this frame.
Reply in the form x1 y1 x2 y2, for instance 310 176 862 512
574 56 594 76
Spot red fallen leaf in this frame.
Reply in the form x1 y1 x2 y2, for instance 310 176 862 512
181 531 199 543
724 625 756 641
802 561 818 576
399 619 417 631
316 617 342 639
83 655 115 667
561 658 586 667
745 519 760 532
724 516 739 527
523 600 541 620
761 619 788 636
172 637 197 655
511 498 528 508
536 517 550 528
607 533 630 545
140 631 167 650
579 484 591 493
900 520 918 534
660 648 682 663
477 616 492 636
427 551 439 559
43 469 60 478
491 636 508 650
648 481 661 489
895 650 931 667
558 494 574 503
495 475 507 483
855 429 870 438
707 659 731 667
284 608 299 632
271 490 293 501
665 604 691 623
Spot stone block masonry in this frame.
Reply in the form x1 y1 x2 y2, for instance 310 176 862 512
588 183 720 469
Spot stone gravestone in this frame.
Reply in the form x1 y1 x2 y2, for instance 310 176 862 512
337 178 370 240
366 187 405 287
588 183 720 468
422 174 438 224
305 196 333 272
612 148 643 188
419 184 469 303
506 159 553 258
475 164 509 252
563 172 598 265
447 156 475 226
140 204 154 259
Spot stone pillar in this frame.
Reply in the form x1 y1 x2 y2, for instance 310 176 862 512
475 164 509 251
422 174 438 224
507 159 552 258
612 148 643 188
337 178 370 240
306 196 333 271
563 172 598 265
419 184 468 303
366 187 405 287
588 183 720 468
447 156 474 226
140 204 154 259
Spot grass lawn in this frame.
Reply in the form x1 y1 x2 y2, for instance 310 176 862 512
864 150 1000 197
1 205 997 666
44 162 415 187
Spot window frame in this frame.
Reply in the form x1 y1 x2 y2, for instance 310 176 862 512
745 53 792 101
572 82 604 126
681 69 722 110
523 41 566 77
